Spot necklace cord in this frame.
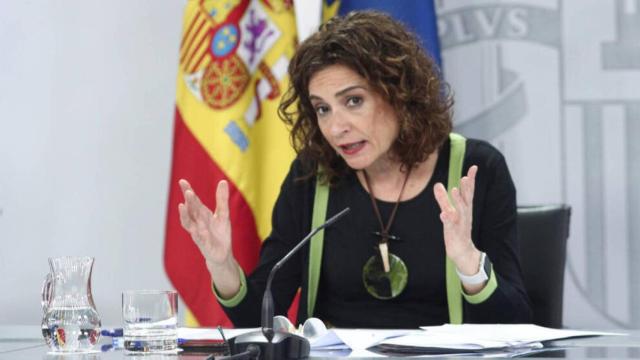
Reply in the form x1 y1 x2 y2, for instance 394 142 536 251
362 167 412 243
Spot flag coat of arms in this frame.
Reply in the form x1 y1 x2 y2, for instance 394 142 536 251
164 0 297 326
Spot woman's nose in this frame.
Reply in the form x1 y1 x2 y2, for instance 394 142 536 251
329 111 350 137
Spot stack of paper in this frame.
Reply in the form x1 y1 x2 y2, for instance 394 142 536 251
370 324 625 356
178 324 624 357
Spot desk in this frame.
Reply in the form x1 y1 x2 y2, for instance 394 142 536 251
1 326 638 359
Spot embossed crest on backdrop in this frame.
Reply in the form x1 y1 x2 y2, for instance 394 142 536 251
436 0 640 328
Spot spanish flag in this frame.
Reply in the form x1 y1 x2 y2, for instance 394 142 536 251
164 0 297 327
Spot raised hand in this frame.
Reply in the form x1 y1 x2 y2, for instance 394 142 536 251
433 165 482 277
178 179 240 298
178 179 233 265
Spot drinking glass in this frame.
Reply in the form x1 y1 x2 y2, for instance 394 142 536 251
122 290 178 353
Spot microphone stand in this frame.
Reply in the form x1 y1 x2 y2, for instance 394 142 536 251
211 344 260 360
230 207 351 360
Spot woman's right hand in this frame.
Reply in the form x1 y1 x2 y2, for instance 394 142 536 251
178 179 232 266
178 179 241 298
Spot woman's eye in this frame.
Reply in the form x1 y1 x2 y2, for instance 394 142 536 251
315 105 329 116
346 96 362 107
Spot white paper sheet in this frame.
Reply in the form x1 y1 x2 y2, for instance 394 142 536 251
420 324 625 346
374 324 625 355
331 329 413 351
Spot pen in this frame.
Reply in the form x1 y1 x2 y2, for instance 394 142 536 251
100 328 123 337
101 344 115 352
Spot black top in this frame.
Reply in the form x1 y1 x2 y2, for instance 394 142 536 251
220 137 532 328
315 143 449 328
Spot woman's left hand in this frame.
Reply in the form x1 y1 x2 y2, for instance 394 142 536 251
433 165 482 276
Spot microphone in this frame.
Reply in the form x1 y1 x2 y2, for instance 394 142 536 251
231 207 351 360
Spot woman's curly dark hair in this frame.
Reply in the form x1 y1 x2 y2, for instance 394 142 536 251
278 10 453 184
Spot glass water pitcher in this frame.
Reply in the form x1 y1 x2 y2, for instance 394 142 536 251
41 256 102 352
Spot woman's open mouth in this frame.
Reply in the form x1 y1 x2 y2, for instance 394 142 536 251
339 141 366 155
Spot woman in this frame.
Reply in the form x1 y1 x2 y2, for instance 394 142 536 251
178 11 532 328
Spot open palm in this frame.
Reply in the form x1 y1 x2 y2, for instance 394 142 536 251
433 165 478 267
178 179 233 266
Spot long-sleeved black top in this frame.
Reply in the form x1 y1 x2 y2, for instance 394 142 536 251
218 137 532 328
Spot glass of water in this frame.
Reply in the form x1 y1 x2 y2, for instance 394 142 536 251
122 290 178 353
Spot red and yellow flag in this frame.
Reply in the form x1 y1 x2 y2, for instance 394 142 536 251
164 0 297 327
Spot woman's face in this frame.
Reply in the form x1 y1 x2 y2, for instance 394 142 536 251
308 64 400 172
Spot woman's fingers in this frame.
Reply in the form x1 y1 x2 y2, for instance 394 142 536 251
183 189 200 221
434 182 458 226
178 179 200 230
462 165 477 205
178 179 195 227
178 179 230 226
178 203 193 231
176 179 235 268
179 180 211 235
196 209 211 242
450 187 464 213
433 183 453 212
459 177 469 207
435 167 479 263
435 182 464 216
457 166 475 207
215 180 230 220
468 166 477 202
178 179 192 194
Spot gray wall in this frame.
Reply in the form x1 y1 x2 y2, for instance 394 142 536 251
0 0 183 325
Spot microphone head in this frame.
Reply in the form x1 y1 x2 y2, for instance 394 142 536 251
261 289 275 342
